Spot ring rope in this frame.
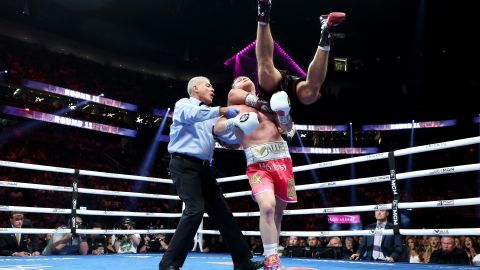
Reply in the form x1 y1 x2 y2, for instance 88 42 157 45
0 180 180 200
217 136 480 182
1 136 479 184
2 162 478 201
2 195 479 218
1 136 479 238
2 227 480 237
0 160 172 184
0 205 182 218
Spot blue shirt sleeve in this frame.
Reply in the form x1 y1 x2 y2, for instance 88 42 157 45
174 98 220 124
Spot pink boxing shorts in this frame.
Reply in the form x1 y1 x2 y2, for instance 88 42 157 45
244 141 297 202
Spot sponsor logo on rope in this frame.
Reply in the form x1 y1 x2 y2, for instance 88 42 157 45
433 229 449 235
366 153 385 160
373 204 388 210
430 167 455 175
442 167 454 173
437 200 454 207
427 142 447 149
326 182 336 187
368 176 386 183
318 231 330 236
52 208 66 213
318 161 333 168
322 208 334 213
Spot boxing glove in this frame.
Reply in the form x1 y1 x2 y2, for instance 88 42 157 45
224 107 239 119
245 93 272 113
270 91 291 125
225 112 259 135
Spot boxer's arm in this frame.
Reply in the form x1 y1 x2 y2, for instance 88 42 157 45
228 89 272 113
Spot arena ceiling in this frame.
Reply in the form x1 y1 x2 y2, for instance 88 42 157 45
0 0 478 123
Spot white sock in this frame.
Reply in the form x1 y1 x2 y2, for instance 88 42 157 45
263 243 278 257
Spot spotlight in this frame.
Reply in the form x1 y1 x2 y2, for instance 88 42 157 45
0 70 7 74
13 88 22 97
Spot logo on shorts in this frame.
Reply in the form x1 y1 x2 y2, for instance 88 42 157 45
287 178 296 198
252 143 286 158
249 173 263 186
259 162 286 171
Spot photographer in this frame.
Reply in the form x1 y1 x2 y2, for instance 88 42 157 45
87 223 108 255
139 233 168 253
114 218 141 254
139 230 169 253
42 216 88 255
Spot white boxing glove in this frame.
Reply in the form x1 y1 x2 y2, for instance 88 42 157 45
225 112 259 135
270 91 291 125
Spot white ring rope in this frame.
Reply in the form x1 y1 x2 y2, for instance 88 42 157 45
0 206 182 218
224 163 480 198
3 227 480 237
0 136 479 237
1 136 479 184
2 162 479 200
0 180 180 200
216 136 480 182
3 195 479 219
0 160 172 184
197 228 480 237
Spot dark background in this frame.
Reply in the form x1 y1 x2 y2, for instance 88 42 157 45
0 0 478 124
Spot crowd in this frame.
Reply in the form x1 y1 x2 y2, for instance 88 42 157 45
1 35 479 266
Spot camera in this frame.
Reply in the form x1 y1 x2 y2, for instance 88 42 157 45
91 235 107 250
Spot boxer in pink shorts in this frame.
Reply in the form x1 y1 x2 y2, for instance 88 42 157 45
214 76 296 270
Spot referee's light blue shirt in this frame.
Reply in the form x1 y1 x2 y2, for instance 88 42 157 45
168 97 221 161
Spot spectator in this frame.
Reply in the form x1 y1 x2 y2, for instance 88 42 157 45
283 236 303 257
405 236 423 263
464 236 478 264
429 236 470 265
87 223 108 255
113 218 141 254
304 237 320 258
0 212 41 256
423 236 440 263
42 216 88 255
343 237 356 259
350 210 403 262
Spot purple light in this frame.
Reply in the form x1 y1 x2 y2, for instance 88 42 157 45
224 40 306 78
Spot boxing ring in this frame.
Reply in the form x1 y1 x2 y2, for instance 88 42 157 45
0 253 478 270
1 135 480 270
